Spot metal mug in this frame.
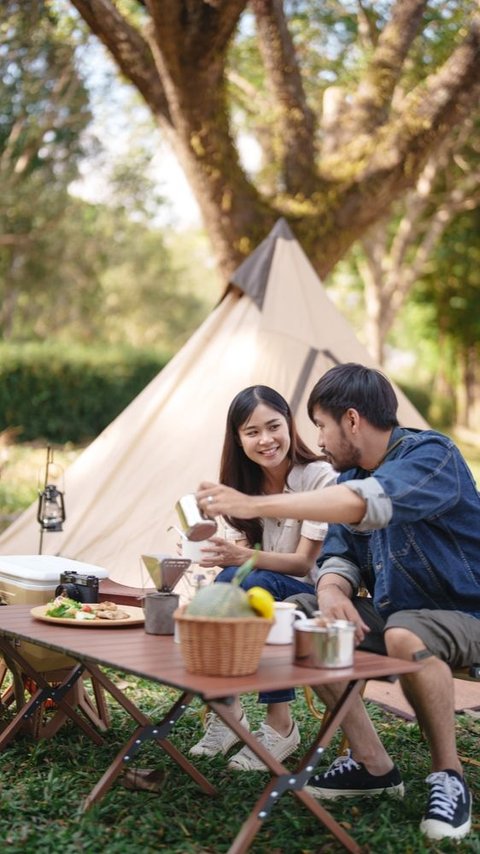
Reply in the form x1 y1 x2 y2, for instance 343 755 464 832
144 592 179 635
175 494 217 542
293 618 355 668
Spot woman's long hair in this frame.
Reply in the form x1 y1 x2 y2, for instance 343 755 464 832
219 385 319 546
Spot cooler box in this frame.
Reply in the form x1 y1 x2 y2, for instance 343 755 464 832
0 556 109 671
0 555 109 606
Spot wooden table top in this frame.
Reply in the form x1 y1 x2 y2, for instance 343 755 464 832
0 605 422 701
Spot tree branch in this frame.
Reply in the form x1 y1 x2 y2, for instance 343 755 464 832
145 0 246 78
347 0 428 133
251 0 317 193
69 0 171 121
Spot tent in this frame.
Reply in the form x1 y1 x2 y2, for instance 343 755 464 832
0 219 427 586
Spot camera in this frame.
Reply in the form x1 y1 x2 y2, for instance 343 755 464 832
55 570 99 604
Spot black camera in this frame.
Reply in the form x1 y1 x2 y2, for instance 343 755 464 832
55 570 99 604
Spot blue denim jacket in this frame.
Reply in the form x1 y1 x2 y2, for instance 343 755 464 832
317 427 480 619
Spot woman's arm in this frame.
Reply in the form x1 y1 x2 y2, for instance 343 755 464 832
198 534 322 577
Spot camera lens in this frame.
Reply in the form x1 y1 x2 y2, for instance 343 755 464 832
55 582 82 601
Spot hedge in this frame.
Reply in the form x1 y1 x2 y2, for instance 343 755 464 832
0 342 170 444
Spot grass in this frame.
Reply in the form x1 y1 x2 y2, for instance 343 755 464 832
0 443 82 530
0 681 478 853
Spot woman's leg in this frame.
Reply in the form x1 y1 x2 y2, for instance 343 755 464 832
216 566 316 601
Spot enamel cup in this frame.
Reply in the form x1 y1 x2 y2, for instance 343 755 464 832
266 601 307 645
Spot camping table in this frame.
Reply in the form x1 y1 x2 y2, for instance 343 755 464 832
0 605 422 854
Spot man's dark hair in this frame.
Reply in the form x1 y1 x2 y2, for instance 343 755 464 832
307 363 399 429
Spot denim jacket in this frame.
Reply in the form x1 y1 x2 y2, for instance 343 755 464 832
317 427 480 619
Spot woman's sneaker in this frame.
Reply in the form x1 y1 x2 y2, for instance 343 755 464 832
189 711 249 757
420 770 471 840
228 721 300 771
304 750 404 799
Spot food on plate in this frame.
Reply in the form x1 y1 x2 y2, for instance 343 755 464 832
95 608 130 620
45 595 130 621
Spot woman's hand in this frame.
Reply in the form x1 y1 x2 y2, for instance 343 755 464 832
196 536 248 569
197 482 256 519
317 584 370 645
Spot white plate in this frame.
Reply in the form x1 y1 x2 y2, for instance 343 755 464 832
30 604 144 627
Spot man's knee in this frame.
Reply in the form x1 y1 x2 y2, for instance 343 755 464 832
384 626 425 659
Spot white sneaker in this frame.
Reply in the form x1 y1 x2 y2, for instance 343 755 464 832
189 711 250 757
228 721 300 771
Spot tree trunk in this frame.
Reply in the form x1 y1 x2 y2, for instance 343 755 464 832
69 0 480 285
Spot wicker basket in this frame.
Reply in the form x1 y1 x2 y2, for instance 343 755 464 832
174 607 274 676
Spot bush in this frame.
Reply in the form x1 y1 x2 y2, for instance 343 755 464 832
395 381 431 423
0 342 170 443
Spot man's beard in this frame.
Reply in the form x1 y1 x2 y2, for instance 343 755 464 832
325 428 361 473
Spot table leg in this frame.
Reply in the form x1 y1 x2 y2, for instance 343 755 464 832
209 679 365 854
81 664 216 811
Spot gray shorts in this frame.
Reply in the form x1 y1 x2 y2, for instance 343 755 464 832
287 592 480 668
385 608 480 669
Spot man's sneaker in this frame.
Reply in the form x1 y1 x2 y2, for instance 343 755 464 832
304 749 404 800
228 721 300 771
420 770 472 841
189 711 250 757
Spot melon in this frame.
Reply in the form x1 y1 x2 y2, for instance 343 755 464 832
185 549 259 618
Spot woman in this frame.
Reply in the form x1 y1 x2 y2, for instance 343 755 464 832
190 385 336 770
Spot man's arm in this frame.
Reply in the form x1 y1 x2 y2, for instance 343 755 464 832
197 481 366 525
316 573 371 644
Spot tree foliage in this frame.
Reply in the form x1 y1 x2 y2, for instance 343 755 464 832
0 0 215 348
413 207 480 427
0 0 92 334
68 0 480 282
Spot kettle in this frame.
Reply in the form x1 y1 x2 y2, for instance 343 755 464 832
175 493 217 541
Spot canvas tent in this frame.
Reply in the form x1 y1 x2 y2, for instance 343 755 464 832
0 219 427 587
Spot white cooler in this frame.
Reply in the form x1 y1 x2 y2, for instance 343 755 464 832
0 555 109 606
0 555 110 671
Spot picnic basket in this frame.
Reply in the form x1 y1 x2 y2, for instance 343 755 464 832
173 607 273 676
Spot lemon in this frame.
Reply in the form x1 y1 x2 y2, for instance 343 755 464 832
247 586 275 619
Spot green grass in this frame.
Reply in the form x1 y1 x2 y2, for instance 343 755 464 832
0 682 478 853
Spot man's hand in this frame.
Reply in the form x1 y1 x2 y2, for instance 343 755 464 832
197 482 256 519
317 584 370 645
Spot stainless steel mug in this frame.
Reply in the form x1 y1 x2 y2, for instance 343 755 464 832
175 494 217 541
293 619 355 668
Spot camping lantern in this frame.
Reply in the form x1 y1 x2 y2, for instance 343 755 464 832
37 484 65 532
37 446 66 553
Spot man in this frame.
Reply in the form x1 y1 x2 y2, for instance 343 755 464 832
197 363 480 842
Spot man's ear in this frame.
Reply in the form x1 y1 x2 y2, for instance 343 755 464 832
345 408 360 433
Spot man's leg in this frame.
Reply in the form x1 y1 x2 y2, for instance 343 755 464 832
384 626 460 773
383 611 477 841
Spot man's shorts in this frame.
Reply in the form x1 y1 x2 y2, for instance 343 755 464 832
287 592 480 668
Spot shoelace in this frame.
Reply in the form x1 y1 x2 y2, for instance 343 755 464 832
325 749 361 779
425 772 465 820
199 712 228 747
